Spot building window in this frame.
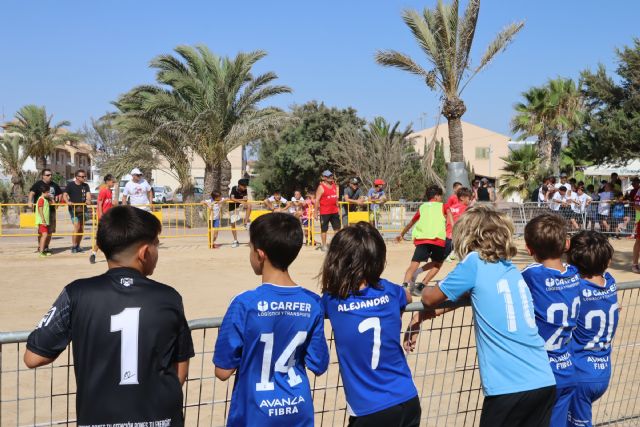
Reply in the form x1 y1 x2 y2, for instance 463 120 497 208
475 147 490 160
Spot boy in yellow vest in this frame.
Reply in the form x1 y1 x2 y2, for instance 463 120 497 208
36 183 53 257
396 185 446 295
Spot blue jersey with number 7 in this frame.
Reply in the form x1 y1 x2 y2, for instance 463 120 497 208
321 279 418 417
213 284 329 427
571 273 619 383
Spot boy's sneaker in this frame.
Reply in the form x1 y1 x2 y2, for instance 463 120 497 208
71 247 78 254
43 248 52 255
39 252 47 258
89 253 96 264
410 282 425 297
633 265 640 274
231 240 240 248
76 246 84 253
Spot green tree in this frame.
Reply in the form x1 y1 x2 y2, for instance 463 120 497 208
126 45 292 196
376 0 523 164
5 105 77 169
432 139 447 183
0 135 30 199
498 144 540 200
253 101 365 196
570 39 640 163
512 78 584 174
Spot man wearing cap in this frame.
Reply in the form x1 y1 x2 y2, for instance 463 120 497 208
314 170 340 251
342 177 365 226
121 168 153 211
367 179 388 226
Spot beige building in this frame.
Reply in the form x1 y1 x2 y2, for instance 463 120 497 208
151 145 246 192
408 120 511 179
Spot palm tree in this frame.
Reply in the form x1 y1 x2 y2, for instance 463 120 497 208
5 105 76 169
512 78 584 174
376 0 524 168
0 135 30 199
129 45 292 195
498 144 540 201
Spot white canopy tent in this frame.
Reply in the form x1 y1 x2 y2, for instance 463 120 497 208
583 160 640 177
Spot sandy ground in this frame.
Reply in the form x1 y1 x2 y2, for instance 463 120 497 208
0 232 638 332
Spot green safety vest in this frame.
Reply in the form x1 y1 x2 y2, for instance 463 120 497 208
411 201 446 241
35 195 50 226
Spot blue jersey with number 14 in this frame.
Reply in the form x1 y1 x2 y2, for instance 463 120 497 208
521 263 581 387
571 273 619 383
213 284 329 427
321 279 418 417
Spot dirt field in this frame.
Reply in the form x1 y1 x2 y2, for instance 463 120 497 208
0 232 638 331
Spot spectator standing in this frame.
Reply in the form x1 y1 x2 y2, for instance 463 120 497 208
28 169 63 254
63 169 92 253
535 177 551 206
476 178 491 202
342 177 365 226
586 185 600 231
264 191 290 212
611 192 630 237
35 183 53 257
598 183 614 232
314 170 340 252
228 178 252 248
90 174 116 264
551 186 580 229
202 191 224 248
610 172 622 193
289 190 305 217
555 173 572 194
367 179 388 226
471 179 480 201
121 168 153 211
570 186 592 229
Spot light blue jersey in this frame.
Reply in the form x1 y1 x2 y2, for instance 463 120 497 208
213 284 329 427
439 252 556 396
321 279 418 417
521 263 581 387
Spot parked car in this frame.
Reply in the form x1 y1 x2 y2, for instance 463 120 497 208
175 187 204 203
153 186 174 203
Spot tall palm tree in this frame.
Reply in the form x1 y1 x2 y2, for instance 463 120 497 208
129 45 292 195
512 78 584 174
498 144 540 201
376 0 524 166
0 135 30 199
5 105 76 169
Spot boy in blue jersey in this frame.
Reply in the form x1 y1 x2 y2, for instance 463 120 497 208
419 205 556 427
522 213 581 427
321 222 421 427
213 212 330 427
567 231 619 427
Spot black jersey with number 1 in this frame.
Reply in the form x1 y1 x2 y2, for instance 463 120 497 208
26 267 194 426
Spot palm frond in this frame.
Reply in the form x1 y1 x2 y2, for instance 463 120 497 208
375 50 430 78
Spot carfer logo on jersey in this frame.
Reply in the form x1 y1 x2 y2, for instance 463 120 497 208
582 284 615 301
256 300 312 318
260 395 306 417
544 274 580 290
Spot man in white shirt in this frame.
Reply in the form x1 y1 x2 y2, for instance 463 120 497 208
264 191 290 212
597 183 614 232
554 173 573 195
550 186 579 229
121 168 153 211
570 186 592 229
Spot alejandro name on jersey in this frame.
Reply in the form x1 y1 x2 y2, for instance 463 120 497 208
337 295 390 312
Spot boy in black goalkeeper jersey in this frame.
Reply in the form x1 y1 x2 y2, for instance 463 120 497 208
24 206 194 426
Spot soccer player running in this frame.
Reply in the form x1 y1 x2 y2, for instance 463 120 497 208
23 206 194 425
213 213 329 426
521 214 581 427
417 206 556 427
63 169 92 253
567 231 619 427
90 174 116 264
321 222 421 427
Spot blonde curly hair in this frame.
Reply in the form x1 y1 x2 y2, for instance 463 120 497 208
452 205 518 263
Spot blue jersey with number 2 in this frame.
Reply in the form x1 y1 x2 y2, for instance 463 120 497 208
521 263 581 387
439 252 556 396
321 279 418 417
571 273 619 383
213 284 329 427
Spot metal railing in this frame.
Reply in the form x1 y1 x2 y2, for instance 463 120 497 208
2 283 639 426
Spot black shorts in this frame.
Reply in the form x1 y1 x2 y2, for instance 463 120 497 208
411 243 446 263
320 213 341 232
443 238 453 258
348 396 421 427
480 385 556 427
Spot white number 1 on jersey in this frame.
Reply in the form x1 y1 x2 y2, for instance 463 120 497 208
110 307 141 385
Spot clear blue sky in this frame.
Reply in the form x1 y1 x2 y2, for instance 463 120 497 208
1 1 638 136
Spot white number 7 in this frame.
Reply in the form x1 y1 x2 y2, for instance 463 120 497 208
358 317 381 370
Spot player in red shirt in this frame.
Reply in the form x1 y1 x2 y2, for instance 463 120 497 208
90 174 116 264
444 181 463 212
444 187 473 261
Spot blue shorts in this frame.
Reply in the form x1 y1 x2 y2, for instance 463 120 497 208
550 386 574 427
568 382 608 427
209 219 220 229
